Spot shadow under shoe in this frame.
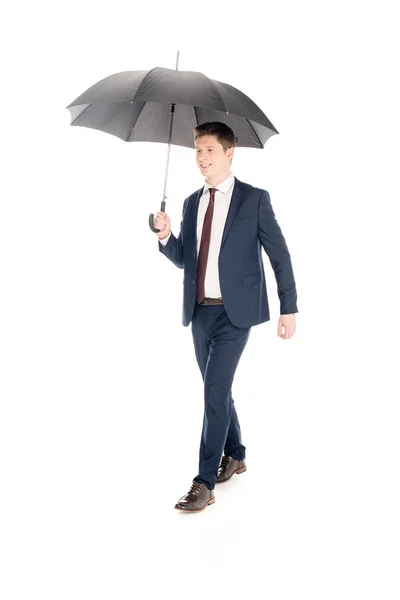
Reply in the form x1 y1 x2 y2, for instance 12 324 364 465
216 455 247 483
174 481 215 512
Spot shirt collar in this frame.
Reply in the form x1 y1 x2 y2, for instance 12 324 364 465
203 173 235 195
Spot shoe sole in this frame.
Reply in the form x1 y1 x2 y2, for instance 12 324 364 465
216 465 247 484
174 497 215 512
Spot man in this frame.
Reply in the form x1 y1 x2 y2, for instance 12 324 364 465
154 121 298 513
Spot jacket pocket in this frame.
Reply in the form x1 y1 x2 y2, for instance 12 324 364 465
234 216 253 224
241 271 262 286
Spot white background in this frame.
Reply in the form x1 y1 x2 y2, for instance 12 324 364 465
1 1 399 598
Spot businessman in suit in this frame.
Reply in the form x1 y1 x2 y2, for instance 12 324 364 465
154 121 298 512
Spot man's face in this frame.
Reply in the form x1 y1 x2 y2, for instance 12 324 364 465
195 134 233 180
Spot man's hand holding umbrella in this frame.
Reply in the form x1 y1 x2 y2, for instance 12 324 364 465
153 212 171 241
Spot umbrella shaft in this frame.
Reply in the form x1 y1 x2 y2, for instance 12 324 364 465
162 103 176 203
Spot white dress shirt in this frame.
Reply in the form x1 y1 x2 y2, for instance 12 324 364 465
159 173 235 298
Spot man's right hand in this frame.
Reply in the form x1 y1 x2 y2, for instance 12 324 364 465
153 211 171 240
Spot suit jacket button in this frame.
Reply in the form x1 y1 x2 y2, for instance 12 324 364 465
192 279 196 284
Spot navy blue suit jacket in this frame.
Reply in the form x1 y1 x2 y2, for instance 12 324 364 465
158 177 298 328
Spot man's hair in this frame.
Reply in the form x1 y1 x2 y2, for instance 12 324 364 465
193 121 238 152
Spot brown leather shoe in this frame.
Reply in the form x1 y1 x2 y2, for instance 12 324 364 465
174 481 215 512
216 455 247 483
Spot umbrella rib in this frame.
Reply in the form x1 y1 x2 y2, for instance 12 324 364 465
134 66 158 99
246 118 263 148
125 68 158 141
210 80 228 113
70 102 92 124
126 101 146 142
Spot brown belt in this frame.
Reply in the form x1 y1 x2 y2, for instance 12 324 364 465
197 297 224 305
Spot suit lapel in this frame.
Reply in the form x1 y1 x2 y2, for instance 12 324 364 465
187 187 204 261
221 178 244 249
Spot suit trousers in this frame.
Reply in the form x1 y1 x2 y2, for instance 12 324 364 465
191 302 251 490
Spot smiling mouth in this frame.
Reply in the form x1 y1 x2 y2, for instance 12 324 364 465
201 164 211 169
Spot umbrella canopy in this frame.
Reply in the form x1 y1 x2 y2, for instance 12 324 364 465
66 67 278 149
66 58 279 232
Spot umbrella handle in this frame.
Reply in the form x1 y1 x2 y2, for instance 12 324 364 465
148 201 166 232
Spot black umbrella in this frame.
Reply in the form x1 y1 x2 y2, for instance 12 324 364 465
66 51 279 232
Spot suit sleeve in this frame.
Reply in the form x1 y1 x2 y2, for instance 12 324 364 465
157 197 188 269
258 191 298 315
